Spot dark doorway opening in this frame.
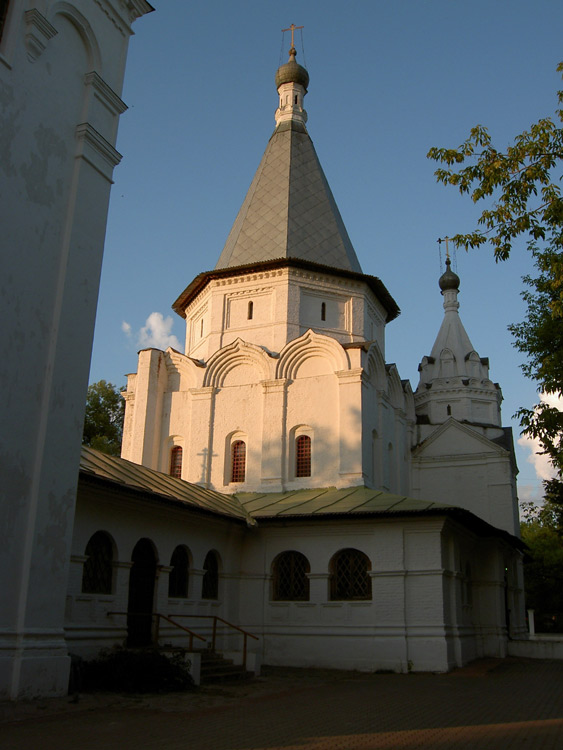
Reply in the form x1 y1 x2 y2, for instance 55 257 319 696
127 538 157 646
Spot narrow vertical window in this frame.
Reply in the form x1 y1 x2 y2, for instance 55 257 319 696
169 446 183 478
295 435 311 477
231 440 246 482
447 404 452 416
200 319 204 337
247 300 253 320
294 95 298 104
321 302 326 321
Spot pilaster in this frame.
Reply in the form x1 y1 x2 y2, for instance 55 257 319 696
260 379 288 490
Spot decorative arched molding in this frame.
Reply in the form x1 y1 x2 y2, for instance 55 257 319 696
465 350 482 378
366 342 386 390
386 364 405 411
276 330 349 381
439 347 456 378
164 348 199 390
50 2 102 71
203 339 272 388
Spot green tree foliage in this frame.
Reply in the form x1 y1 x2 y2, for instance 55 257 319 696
83 380 124 457
427 63 563 495
520 501 563 632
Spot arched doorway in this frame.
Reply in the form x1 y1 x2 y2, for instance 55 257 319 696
127 538 157 647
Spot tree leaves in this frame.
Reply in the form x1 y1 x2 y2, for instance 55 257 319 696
82 380 125 457
428 64 563 501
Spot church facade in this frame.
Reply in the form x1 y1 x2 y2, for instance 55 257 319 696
66 45 527 675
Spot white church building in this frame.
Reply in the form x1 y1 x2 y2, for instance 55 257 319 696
66 45 526 676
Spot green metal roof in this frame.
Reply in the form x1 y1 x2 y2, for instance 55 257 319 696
234 486 451 518
79 446 254 525
79 448 523 548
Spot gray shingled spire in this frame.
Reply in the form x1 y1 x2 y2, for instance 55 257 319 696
214 50 363 273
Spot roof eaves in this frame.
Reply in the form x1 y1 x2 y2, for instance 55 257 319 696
79 470 254 526
172 258 400 322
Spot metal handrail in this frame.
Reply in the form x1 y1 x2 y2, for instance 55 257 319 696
165 614 259 670
107 611 206 651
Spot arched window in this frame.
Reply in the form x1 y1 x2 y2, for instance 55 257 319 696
202 551 219 600
247 300 253 320
295 435 311 477
82 531 114 594
330 548 372 601
272 551 310 601
321 302 326 321
169 446 182 478
168 545 189 598
231 440 246 483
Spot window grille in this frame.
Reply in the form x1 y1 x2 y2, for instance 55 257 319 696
202 551 219 599
231 440 246 482
295 435 311 477
330 548 372 600
82 531 113 594
272 551 310 601
168 546 189 598
169 446 182 478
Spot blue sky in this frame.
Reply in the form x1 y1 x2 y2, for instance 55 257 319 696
90 0 563 501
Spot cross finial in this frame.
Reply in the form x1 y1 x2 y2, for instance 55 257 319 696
282 23 304 50
437 236 451 260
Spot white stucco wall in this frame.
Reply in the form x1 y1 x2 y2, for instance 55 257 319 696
68 489 525 674
122 329 413 495
0 0 151 699
182 267 388 361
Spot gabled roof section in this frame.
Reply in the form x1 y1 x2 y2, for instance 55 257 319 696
214 121 363 273
79 446 254 525
412 418 510 457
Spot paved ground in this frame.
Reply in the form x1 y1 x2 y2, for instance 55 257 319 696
1 658 562 749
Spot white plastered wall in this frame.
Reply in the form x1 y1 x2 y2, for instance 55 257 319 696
0 0 151 699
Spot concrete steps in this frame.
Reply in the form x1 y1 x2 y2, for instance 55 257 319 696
199 650 252 684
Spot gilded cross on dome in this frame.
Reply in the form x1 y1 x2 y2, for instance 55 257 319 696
282 23 304 50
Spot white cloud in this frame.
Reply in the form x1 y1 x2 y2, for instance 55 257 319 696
517 392 563 482
123 312 183 352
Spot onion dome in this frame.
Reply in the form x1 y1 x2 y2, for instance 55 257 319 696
275 46 309 91
439 257 460 292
